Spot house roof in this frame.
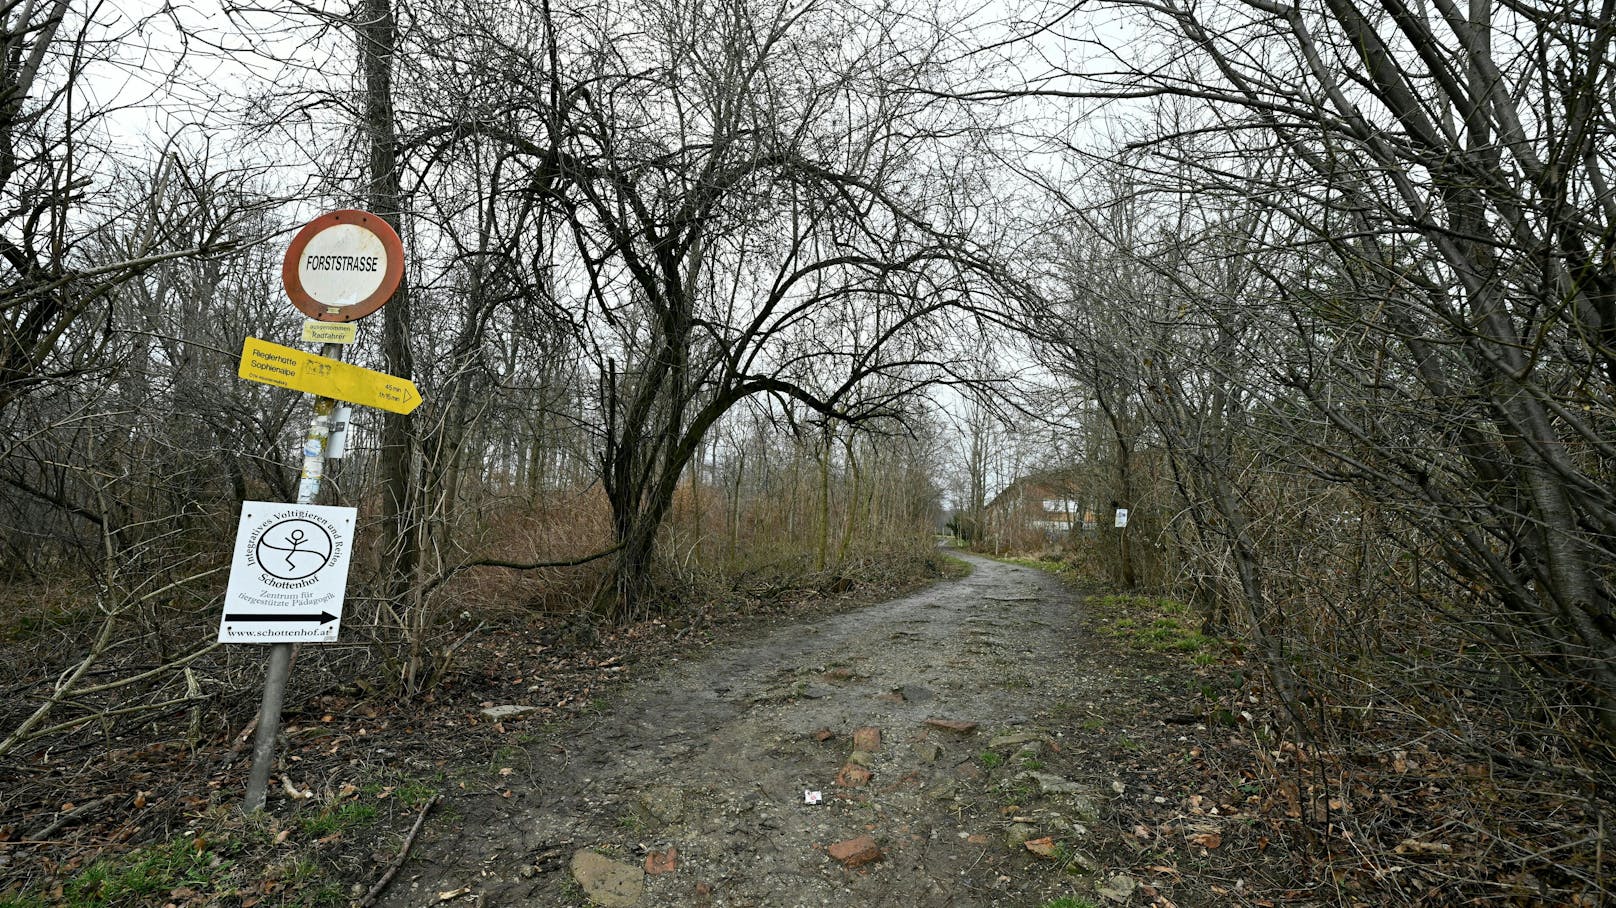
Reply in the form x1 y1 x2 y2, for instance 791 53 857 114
985 468 1084 511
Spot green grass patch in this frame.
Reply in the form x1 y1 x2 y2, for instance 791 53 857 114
397 781 440 808
940 554 974 578
983 551 1077 577
616 811 648 832
9 774 444 908
58 837 225 906
1002 555 1056 571
979 751 1003 769
23 820 352 907
1091 594 1222 658
299 799 379 837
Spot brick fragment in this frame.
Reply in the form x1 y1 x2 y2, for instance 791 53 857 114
827 834 884 868
852 726 882 751
923 718 978 733
1025 836 1057 858
835 763 872 787
645 847 678 875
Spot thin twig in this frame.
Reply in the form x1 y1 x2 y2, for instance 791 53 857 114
30 795 112 841
68 640 223 696
11 695 209 745
422 544 624 597
358 794 441 908
214 714 260 774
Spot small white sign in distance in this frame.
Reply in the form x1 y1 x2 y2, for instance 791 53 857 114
219 502 357 643
296 224 390 308
1115 508 1129 528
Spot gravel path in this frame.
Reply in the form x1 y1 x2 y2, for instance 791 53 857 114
383 551 1116 908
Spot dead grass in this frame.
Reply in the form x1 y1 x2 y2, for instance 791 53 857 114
1017 561 1616 908
0 521 953 906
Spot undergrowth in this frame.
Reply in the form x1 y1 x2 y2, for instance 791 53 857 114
990 546 1615 906
0 780 430 907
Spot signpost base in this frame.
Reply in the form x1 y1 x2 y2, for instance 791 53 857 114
243 642 293 812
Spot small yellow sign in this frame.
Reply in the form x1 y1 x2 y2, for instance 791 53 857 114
238 337 421 414
301 320 359 344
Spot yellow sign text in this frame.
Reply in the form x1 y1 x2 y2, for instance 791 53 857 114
238 337 421 414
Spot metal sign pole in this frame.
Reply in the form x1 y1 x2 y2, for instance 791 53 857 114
1119 517 1129 585
232 207 404 814
243 343 343 813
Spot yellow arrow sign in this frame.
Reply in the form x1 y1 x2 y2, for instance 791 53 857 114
238 337 421 414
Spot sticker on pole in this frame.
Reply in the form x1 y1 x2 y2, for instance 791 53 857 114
219 502 357 643
283 209 404 322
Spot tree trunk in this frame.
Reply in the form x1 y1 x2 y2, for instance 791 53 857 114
816 426 832 572
358 0 417 612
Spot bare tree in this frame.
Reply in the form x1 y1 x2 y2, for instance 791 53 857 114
1 4 258 419
993 0 1616 744
400 0 1008 621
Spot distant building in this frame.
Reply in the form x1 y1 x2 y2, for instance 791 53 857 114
982 469 1087 550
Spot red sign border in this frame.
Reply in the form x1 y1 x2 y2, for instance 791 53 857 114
282 209 404 322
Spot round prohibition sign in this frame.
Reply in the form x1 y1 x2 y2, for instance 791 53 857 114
282 209 404 322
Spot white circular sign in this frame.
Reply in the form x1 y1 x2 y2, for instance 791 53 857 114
296 223 390 308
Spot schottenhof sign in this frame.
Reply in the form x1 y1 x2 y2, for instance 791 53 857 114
218 502 357 643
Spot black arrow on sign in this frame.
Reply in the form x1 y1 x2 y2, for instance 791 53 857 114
226 611 338 624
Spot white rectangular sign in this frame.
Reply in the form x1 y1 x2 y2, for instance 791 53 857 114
1115 508 1129 528
301 319 359 344
218 502 356 643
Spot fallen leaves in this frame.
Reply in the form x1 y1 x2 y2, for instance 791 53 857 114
1145 864 1181 879
1394 838 1453 857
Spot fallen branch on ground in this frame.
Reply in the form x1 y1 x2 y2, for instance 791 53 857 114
358 794 441 907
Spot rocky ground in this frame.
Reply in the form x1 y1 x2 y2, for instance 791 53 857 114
7 547 1606 907
377 550 1215 908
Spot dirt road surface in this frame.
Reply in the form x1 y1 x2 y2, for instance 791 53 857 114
383 551 1134 907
